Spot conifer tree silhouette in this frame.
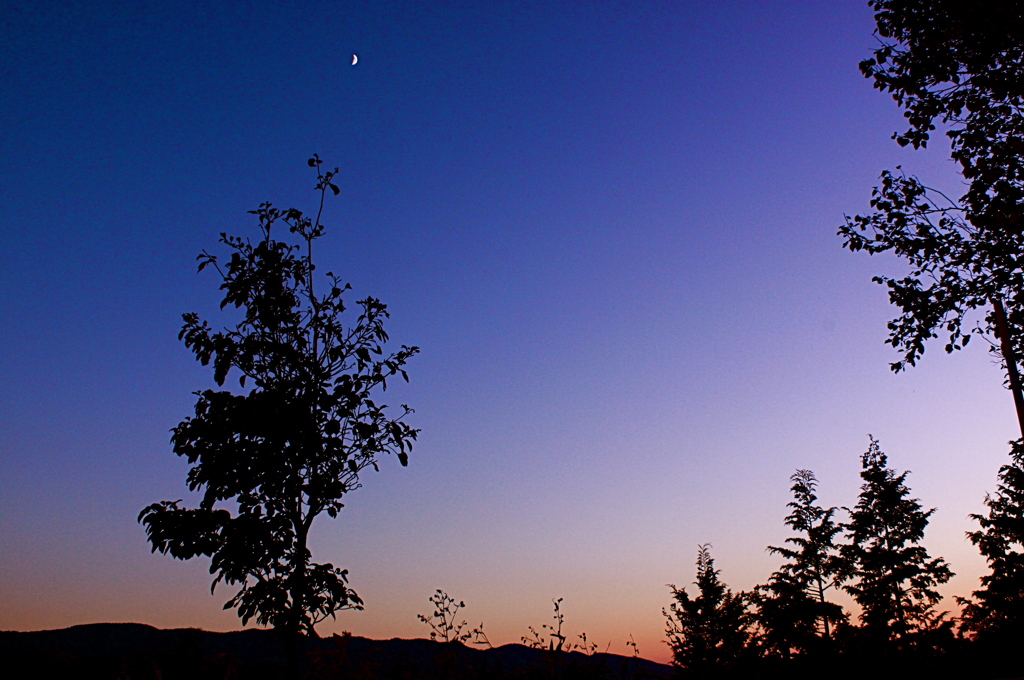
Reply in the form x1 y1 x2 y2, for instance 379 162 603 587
841 437 953 646
959 439 1024 640
664 544 749 677
750 470 846 657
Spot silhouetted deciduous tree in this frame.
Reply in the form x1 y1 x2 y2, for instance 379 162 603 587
841 437 952 647
750 470 846 658
139 156 419 650
960 438 1024 640
664 544 749 678
838 1 1024 435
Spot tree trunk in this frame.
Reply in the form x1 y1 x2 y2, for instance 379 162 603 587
816 575 831 640
283 521 310 679
993 298 1024 439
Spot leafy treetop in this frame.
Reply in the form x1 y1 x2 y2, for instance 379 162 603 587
841 2 1024 433
139 156 419 642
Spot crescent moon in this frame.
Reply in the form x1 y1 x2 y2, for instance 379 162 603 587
351 54 358 66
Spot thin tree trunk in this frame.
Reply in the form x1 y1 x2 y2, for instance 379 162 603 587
816 576 831 640
283 518 310 680
993 298 1024 439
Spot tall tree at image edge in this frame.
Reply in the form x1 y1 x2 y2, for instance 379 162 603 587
959 438 1024 640
839 0 1024 435
139 156 419 642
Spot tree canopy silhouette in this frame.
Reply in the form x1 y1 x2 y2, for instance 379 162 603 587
139 156 419 642
841 437 952 647
664 544 749 678
960 438 1024 641
838 0 1024 434
750 470 846 658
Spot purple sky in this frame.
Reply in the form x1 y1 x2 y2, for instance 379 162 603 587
0 0 1016 663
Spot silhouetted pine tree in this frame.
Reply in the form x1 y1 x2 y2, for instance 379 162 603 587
664 544 749 678
841 437 953 646
750 470 847 658
959 439 1024 640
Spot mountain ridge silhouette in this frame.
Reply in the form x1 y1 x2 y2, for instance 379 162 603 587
0 622 672 679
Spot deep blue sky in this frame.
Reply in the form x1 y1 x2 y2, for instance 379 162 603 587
0 0 1015 662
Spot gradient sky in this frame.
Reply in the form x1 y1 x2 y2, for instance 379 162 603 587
1 0 1018 664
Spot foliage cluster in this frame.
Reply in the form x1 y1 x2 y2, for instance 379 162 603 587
840 0 1024 378
140 156 419 653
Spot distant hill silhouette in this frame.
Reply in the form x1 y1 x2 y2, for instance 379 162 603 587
0 622 672 679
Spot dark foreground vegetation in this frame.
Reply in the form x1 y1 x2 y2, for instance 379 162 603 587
2 622 1024 680
0 623 671 680
656 440 1024 680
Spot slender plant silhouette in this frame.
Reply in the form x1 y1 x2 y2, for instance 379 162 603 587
523 598 571 653
418 590 473 644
